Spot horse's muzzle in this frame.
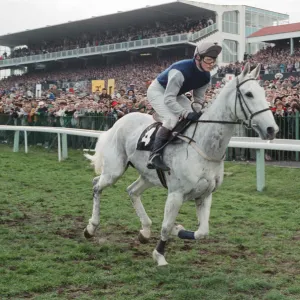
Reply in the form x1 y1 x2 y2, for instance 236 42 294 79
266 126 277 140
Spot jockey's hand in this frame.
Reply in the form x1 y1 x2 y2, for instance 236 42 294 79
186 111 201 121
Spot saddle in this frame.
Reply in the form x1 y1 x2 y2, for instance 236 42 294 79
136 117 192 152
135 117 194 189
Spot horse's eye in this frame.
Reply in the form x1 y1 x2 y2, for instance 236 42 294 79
245 92 253 98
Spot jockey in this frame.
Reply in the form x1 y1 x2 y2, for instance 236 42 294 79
146 41 222 171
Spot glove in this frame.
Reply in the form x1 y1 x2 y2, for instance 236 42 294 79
186 111 201 121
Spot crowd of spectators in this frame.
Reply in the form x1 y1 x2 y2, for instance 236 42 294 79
0 56 180 129
0 55 181 94
0 42 300 159
0 17 214 60
0 88 154 130
1 63 299 132
217 44 300 77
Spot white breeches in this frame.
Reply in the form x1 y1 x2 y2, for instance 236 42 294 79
147 79 193 130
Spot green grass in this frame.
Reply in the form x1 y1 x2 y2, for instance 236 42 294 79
0 145 300 300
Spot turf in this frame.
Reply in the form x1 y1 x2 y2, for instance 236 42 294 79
0 145 300 300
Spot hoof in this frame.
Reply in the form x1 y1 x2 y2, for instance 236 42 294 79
138 229 151 244
152 249 168 266
171 224 185 236
83 227 94 239
138 231 150 244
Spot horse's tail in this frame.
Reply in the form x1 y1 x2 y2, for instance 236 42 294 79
84 131 108 174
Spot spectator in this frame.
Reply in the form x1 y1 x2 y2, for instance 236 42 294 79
124 100 137 114
99 88 112 102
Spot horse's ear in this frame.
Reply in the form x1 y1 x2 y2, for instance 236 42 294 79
241 62 250 77
250 63 261 79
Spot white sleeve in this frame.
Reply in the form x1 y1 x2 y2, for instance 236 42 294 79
164 69 189 117
193 83 209 104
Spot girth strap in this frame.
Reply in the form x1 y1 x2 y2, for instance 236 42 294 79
156 169 168 189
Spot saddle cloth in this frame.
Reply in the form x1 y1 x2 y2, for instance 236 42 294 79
136 122 161 151
136 118 191 152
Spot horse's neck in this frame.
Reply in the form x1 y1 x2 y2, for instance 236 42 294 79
193 87 236 160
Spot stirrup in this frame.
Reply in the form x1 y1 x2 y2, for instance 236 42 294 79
147 154 170 171
147 162 155 170
147 153 158 169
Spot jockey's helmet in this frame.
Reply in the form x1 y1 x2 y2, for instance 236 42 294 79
194 42 222 59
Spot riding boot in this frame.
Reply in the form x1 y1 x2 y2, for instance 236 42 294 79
147 126 171 171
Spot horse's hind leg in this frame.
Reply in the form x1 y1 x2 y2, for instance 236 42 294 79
127 176 153 243
84 167 125 238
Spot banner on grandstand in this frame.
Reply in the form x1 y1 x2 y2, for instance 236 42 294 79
107 79 115 95
36 84 42 98
92 80 105 92
62 80 89 92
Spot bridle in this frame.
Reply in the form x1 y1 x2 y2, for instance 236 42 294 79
195 77 271 129
234 77 271 129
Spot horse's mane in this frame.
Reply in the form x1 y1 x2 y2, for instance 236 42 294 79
199 80 232 114
200 71 260 114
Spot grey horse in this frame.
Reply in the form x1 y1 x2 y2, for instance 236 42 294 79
84 63 278 266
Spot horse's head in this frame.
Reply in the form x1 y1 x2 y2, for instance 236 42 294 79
229 62 278 140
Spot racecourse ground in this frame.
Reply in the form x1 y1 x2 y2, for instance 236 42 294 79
0 145 300 300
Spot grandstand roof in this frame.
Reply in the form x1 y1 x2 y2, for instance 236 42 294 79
248 22 300 38
247 22 300 43
0 0 214 48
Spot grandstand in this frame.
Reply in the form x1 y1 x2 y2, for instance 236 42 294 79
0 0 289 78
0 1 299 164
214 21 300 81
246 22 300 55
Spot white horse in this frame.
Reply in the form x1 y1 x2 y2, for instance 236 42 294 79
84 63 279 266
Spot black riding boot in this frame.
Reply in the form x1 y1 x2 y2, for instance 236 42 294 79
147 126 171 171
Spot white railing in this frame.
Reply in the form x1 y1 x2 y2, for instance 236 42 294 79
0 24 218 68
1 125 298 192
190 23 217 41
0 126 100 162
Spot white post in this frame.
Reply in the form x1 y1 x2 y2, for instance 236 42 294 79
62 133 68 159
290 38 294 55
13 131 20 152
57 133 62 162
24 131 28 153
256 149 265 192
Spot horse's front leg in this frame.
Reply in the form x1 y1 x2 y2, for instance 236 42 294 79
174 194 212 240
194 193 212 239
153 192 184 266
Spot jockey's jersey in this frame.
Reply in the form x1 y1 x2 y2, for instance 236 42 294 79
156 59 211 95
